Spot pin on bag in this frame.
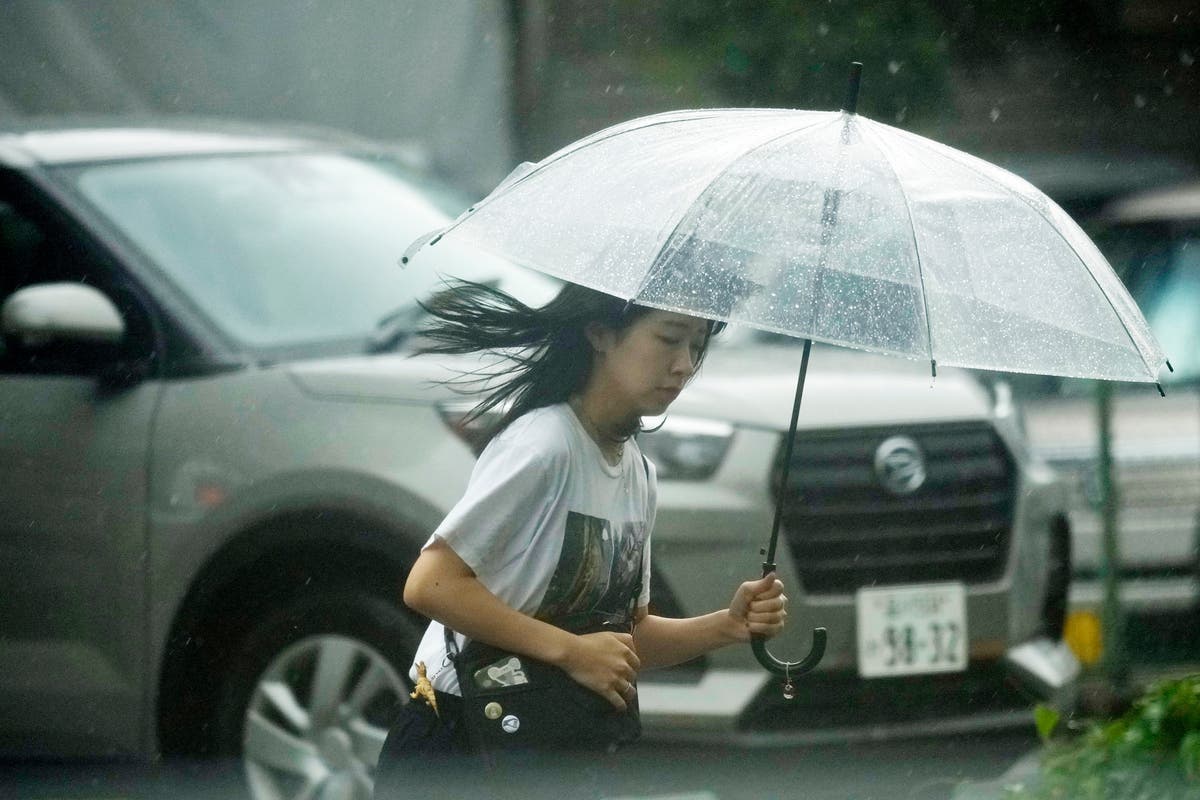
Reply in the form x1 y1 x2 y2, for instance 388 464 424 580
446 620 641 753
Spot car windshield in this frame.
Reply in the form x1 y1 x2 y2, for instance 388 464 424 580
56 152 546 352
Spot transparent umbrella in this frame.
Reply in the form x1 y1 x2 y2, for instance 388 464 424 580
402 64 1170 689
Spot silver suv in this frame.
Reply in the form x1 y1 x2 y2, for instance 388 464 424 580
0 120 1076 798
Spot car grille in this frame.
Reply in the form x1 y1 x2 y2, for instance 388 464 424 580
772 422 1016 594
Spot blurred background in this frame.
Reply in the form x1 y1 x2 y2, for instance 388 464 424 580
2 0 1197 193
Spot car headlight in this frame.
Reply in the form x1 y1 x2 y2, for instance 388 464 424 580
637 416 735 481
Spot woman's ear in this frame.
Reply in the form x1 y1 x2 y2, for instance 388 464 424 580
584 321 616 355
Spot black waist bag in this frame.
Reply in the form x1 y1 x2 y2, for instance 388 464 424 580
447 622 641 752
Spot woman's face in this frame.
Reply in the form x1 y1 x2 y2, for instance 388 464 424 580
588 310 710 417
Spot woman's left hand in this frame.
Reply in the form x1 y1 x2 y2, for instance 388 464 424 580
726 572 787 642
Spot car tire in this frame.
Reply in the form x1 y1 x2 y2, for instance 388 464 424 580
210 589 420 800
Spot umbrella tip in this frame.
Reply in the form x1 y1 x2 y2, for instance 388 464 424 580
842 62 863 115
400 228 445 267
1157 383 1166 398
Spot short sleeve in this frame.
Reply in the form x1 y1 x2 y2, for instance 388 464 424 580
637 455 657 609
429 428 571 580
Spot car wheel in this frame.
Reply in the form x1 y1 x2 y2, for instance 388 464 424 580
212 590 419 800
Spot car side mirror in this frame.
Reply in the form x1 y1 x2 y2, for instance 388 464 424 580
1 282 125 347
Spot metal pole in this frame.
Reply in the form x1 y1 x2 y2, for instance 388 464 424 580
1096 380 1129 690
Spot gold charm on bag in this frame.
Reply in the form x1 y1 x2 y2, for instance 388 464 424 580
410 661 439 717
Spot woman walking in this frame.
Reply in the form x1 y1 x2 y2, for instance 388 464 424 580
374 280 788 798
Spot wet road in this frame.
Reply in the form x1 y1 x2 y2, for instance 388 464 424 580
2 728 1037 800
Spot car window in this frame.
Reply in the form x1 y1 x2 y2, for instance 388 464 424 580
0 201 42 303
58 153 551 352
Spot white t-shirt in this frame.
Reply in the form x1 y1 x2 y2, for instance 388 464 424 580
409 403 656 695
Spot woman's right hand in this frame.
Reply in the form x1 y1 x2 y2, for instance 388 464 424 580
561 631 641 711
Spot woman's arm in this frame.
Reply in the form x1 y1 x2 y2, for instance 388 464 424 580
404 539 641 710
632 573 787 670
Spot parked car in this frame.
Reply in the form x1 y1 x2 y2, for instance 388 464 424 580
0 119 1076 799
1013 181 1200 623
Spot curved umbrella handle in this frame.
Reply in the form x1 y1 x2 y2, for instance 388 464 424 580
751 627 827 678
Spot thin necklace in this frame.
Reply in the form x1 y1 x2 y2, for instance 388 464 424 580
569 398 626 465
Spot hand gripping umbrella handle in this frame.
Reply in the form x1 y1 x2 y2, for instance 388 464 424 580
751 628 826 678
750 562 827 678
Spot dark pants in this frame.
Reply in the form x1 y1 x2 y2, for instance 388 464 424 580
373 691 624 800
374 691 480 798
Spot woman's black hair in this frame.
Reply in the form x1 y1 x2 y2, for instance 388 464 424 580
416 280 723 436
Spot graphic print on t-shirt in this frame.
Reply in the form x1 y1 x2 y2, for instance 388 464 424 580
535 511 645 627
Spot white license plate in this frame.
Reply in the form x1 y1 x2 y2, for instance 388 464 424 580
856 583 967 677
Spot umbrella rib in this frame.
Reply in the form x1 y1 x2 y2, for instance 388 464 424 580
625 295 928 363
917 290 1164 380
1046 233 1162 380
867 121 1162 379
492 109 740 197
425 109 788 249
859 123 937 378
809 114 857 337
628 113 840 304
631 279 1158 379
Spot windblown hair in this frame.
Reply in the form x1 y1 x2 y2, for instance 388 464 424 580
416 280 723 436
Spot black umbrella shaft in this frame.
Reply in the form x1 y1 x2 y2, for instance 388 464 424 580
842 62 863 114
764 338 813 572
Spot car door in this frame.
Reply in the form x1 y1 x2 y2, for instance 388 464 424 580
0 177 161 756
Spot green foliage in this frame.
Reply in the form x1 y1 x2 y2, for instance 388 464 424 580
1036 704 1062 743
1182 732 1200 781
649 0 953 125
1010 675 1200 799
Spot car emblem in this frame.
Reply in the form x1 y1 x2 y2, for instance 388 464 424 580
874 436 926 495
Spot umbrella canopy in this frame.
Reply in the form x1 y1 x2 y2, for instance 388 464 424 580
405 107 1167 385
